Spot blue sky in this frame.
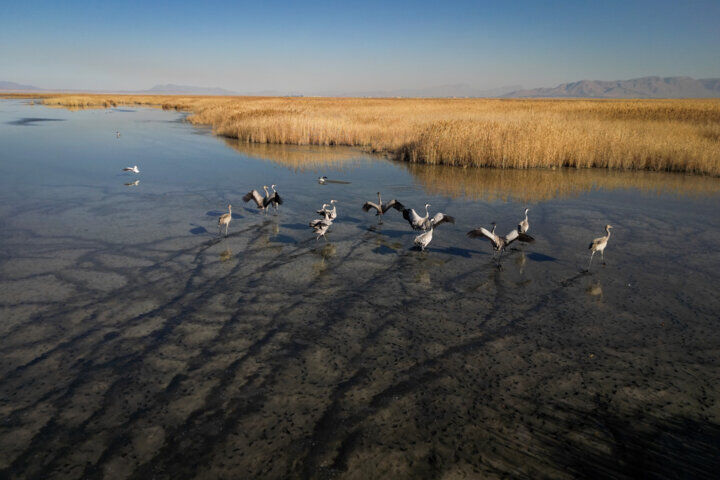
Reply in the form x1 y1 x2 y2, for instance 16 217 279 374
1 0 719 93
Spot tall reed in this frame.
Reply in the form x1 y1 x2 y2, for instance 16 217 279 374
7 93 717 175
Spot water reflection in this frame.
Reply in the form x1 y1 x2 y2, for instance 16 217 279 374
516 250 527 275
223 139 366 172
220 248 233 262
124 180 140 187
225 139 720 201
586 281 603 298
402 163 720 202
312 242 336 276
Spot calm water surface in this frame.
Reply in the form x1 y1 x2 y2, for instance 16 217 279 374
1 100 719 479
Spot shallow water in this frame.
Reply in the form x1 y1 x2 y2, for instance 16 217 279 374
1 99 719 479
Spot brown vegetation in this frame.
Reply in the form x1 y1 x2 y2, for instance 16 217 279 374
4 93 720 175
220 141 720 201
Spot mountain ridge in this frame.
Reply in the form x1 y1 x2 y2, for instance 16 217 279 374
3 77 720 98
503 76 720 98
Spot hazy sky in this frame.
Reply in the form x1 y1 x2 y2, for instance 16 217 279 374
2 0 719 93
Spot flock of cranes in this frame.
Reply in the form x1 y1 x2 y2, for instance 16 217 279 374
121 165 612 270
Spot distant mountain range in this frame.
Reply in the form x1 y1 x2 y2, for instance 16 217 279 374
328 84 523 98
2 77 720 98
0 81 41 91
141 84 238 95
503 76 720 98
0 82 238 96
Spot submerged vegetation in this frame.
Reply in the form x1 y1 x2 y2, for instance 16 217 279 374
6 93 720 175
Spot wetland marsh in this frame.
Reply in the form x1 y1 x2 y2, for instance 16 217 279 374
1 100 719 479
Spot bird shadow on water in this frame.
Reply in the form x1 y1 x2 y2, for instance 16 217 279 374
281 223 311 231
435 246 487 258
364 228 410 239
526 252 557 262
7 117 66 126
189 223 211 236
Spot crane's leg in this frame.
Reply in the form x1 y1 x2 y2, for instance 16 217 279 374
601 250 605 265
225 223 229 237
587 251 595 271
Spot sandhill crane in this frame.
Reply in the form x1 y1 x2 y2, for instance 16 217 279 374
414 225 434 251
218 205 232 237
467 222 534 264
243 185 270 212
588 225 613 270
123 165 139 173
310 203 331 227
402 203 454 231
518 208 530 234
124 180 139 187
318 200 337 220
362 192 404 222
313 222 331 241
268 184 283 213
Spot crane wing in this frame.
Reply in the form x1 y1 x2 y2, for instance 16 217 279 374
382 199 404 213
518 232 534 243
243 190 264 207
402 208 423 229
309 217 332 228
467 226 499 243
504 229 520 245
362 202 381 213
431 213 455 227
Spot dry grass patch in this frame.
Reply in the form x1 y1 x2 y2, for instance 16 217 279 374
3 93 719 175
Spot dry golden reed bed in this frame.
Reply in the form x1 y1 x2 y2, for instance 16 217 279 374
7 93 720 175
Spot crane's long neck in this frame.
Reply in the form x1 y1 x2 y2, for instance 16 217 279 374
377 192 382 205
424 205 429 219
606 227 611 239
263 186 269 197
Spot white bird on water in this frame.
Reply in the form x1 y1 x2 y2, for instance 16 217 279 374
402 203 454 231
414 224 435 251
243 185 270 212
587 224 613 270
319 199 338 220
268 184 283 213
467 222 534 264
309 204 333 228
218 205 232 237
122 165 139 174
313 221 331 241
518 208 530 234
